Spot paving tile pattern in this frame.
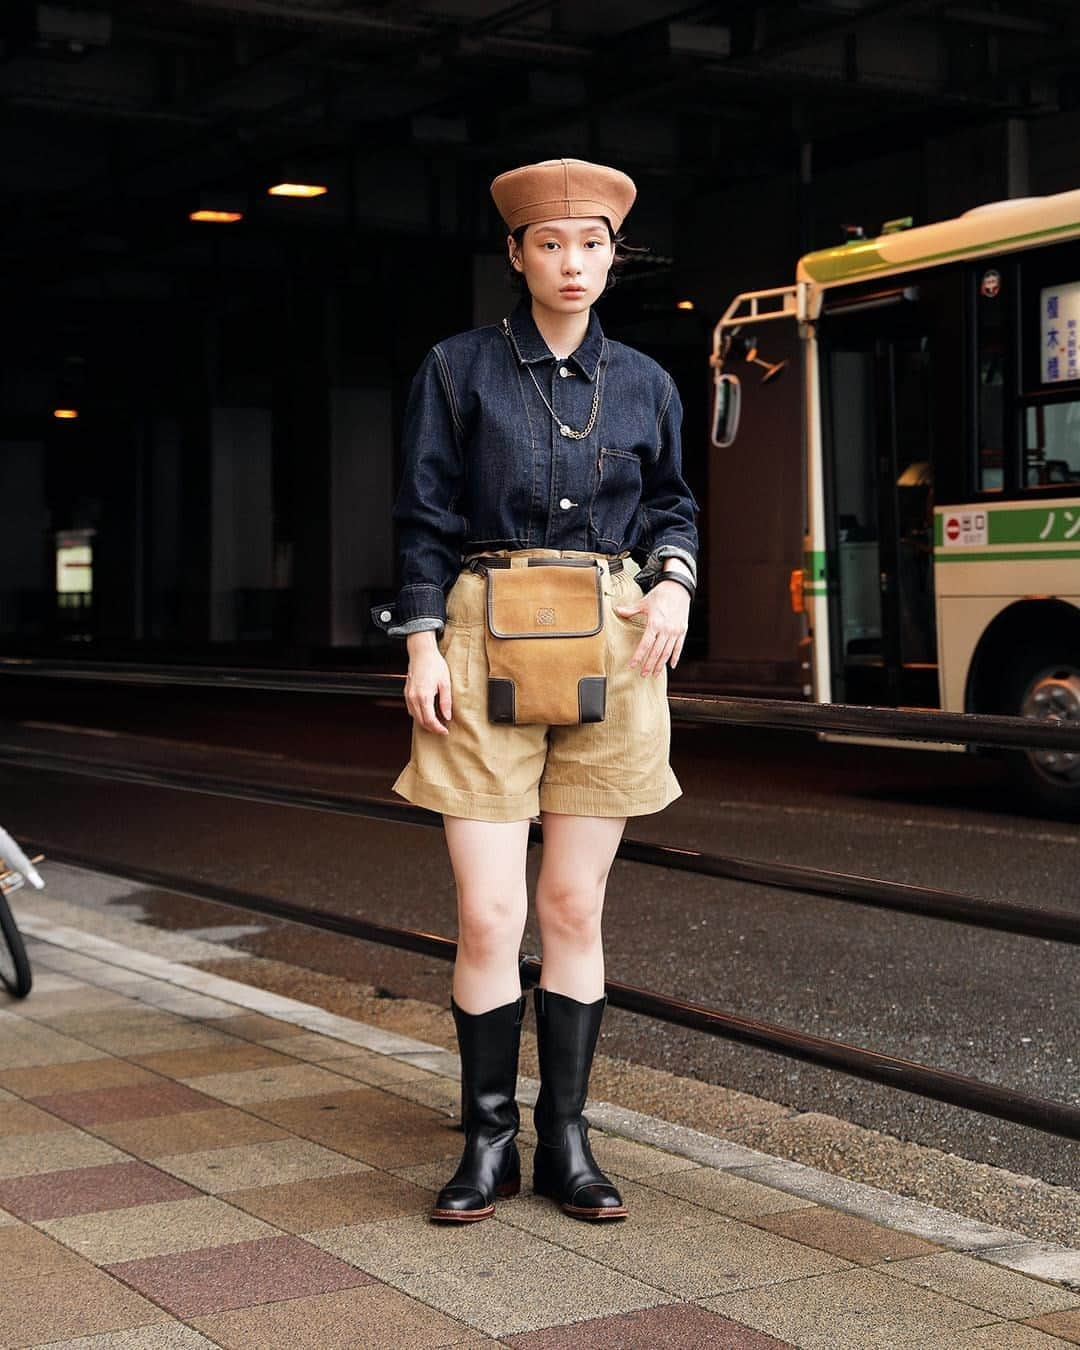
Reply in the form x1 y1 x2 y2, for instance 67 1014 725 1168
0 1159 199 1221
1 938 1077 1349
107 1234 374 1319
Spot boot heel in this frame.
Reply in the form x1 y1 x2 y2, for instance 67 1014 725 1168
495 1177 520 1198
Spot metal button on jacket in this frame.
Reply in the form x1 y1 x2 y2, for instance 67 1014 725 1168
558 366 570 377
559 497 573 510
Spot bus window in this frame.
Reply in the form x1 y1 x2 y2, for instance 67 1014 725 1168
1020 261 1080 491
827 349 882 662
977 292 1005 493
1025 401 1080 487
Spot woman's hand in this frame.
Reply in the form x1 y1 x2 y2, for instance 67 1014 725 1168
614 579 690 675
404 631 452 734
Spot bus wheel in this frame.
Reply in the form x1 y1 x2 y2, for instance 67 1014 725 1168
1005 654 1080 820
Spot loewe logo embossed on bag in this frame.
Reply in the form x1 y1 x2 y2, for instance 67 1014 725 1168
536 607 556 625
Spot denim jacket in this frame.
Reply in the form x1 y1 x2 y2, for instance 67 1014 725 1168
370 295 700 637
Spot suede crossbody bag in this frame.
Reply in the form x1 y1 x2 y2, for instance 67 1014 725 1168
477 558 607 726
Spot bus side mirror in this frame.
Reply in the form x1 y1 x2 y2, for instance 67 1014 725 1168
711 372 741 448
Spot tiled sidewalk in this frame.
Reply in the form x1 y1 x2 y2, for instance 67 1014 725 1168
1 919 1079 1348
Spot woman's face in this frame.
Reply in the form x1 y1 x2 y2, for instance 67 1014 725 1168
508 215 615 312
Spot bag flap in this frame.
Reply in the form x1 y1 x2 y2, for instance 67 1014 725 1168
486 562 603 639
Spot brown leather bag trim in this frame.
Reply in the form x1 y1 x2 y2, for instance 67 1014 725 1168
485 563 603 639
487 677 516 723
578 676 607 723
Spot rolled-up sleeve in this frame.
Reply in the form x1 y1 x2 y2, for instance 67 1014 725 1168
369 345 468 638
635 374 700 592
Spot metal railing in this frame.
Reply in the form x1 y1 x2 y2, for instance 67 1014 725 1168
3 656 1080 752
3 657 1078 1141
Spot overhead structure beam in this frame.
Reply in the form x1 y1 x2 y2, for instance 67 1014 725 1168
0 0 1073 297
144 0 434 40
747 0 943 63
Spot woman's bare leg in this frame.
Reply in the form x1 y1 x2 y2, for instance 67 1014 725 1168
443 815 531 1013
534 812 626 1002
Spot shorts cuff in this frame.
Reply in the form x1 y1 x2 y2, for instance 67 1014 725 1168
538 769 682 818
393 764 540 822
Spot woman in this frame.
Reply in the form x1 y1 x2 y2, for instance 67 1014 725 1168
371 157 699 1224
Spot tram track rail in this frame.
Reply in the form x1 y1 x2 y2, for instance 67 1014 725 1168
1 743 1077 946
18 841 1080 1143
5 739 1078 1142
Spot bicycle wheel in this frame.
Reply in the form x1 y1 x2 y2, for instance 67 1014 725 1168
0 892 32 998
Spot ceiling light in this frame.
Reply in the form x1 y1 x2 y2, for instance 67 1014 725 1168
52 408 79 419
267 183 328 198
189 210 244 223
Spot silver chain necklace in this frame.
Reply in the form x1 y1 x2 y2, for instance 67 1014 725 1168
502 319 605 439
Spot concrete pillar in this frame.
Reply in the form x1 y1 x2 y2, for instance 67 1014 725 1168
474 253 511 327
208 408 273 642
1006 117 1030 199
329 386 394 646
149 417 182 640
0 441 47 633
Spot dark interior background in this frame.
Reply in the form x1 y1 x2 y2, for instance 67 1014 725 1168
3 0 1080 689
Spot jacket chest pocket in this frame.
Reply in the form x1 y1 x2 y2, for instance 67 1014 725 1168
588 447 643 543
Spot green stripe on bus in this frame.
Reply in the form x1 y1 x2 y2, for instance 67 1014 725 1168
988 507 1080 545
934 547 1080 562
803 550 829 580
936 504 1080 547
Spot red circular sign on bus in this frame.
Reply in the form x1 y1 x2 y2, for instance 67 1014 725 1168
945 516 960 541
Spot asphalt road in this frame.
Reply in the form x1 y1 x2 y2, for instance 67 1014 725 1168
0 676 1076 1189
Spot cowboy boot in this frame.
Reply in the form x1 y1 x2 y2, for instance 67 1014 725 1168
430 993 525 1222
532 987 627 1220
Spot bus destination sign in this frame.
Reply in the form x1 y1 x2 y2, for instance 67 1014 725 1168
1041 282 1080 383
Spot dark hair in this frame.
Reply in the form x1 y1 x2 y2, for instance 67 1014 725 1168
505 220 640 297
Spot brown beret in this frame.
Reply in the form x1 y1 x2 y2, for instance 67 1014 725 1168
490 157 637 234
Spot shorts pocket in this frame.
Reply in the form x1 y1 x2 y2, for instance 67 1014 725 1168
445 571 486 628
438 622 471 688
611 576 649 628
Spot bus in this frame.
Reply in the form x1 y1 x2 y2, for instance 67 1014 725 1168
711 190 1080 818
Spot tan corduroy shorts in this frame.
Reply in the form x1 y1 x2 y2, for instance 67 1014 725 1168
392 549 683 822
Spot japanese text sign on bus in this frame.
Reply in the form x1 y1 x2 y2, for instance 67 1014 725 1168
1041 283 1080 384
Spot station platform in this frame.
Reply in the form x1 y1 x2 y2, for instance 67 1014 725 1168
2 879 1079 1348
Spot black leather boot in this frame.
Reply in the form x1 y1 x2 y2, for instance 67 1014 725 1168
532 987 627 1220
430 993 525 1223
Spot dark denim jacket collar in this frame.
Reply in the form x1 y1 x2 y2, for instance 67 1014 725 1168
502 296 605 383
